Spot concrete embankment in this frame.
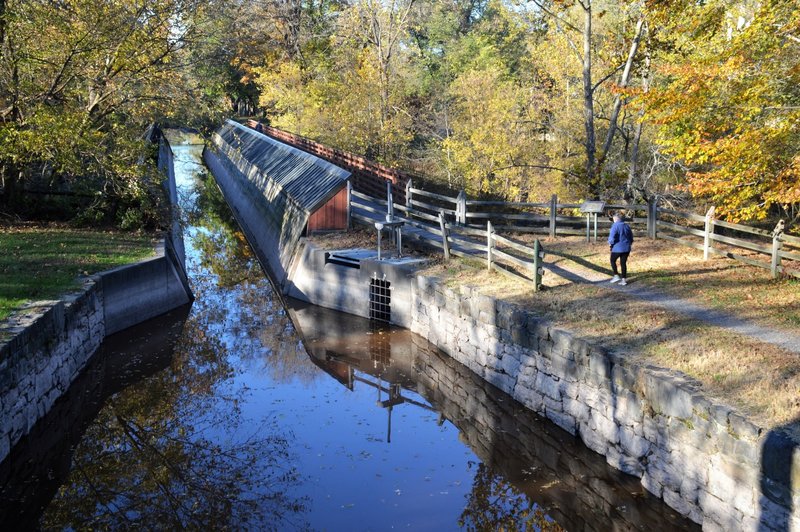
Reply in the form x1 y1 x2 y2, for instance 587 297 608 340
205 124 798 531
0 133 193 463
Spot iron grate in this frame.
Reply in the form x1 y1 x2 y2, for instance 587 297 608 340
369 277 391 323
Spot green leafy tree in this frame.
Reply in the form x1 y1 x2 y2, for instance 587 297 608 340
0 0 230 226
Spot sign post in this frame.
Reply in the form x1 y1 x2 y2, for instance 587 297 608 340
579 201 606 243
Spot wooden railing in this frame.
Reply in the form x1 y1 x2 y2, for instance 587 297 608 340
401 180 798 279
403 180 654 238
655 207 798 278
350 189 544 287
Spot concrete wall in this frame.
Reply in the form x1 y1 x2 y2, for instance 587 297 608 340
408 277 800 532
0 135 192 464
101 242 192 335
286 243 422 326
158 134 186 267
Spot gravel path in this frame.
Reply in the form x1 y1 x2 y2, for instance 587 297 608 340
544 259 800 354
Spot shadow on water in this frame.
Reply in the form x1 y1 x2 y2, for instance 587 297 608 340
759 423 799 531
0 306 190 529
288 300 700 531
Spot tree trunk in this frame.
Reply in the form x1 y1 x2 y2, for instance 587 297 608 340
625 45 651 202
581 1 597 198
625 118 644 202
0 0 6 56
598 17 644 172
1 164 20 209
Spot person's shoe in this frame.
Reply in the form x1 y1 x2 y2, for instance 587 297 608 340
619 278 627 286
610 275 621 283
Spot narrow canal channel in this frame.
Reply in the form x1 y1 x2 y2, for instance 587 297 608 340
0 140 697 531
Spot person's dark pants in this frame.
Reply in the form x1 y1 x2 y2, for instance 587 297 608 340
610 252 629 278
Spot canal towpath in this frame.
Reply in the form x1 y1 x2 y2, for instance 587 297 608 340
353 195 800 355
542 255 800 355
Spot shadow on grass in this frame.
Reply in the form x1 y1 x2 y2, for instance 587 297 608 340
545 248 609 276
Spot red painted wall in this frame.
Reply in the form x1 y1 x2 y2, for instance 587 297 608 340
307 187 348 232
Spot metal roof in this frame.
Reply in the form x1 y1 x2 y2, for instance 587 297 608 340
215 120 351 214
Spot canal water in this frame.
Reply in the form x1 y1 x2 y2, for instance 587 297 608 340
0 141 697 531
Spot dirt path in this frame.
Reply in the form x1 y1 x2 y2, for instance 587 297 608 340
543 257 800 355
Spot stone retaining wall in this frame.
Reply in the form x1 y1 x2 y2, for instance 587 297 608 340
0 134 192 464
0 241 192 464
410 332 695 530
0 284 103 462
408 277 799 531
0 307 189 527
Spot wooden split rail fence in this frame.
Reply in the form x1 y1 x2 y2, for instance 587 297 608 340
655 207 799 279
353 183 800 281
402 180 655 238
396 181 799 279
350 188 545 289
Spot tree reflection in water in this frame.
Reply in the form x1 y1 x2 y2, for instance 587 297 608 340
186 165 320 386
40 153 310 530
460 462 563 532
35 143 695 530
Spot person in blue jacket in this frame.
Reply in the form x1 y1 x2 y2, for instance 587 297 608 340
608 212 633 286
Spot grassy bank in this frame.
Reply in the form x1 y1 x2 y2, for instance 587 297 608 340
0 226 157 321
539 237 800 335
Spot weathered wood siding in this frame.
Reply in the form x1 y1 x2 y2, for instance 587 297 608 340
308 187 348 232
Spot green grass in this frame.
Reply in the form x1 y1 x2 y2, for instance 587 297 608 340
0 227 157 321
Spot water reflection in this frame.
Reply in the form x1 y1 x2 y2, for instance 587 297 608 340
40 304 306 529
0 307 189 529
289 300 697 531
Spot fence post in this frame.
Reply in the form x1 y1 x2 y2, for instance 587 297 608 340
439 210 451 260
703 206 716 261
346 181 352 230
487 221 493 271
533 239 544 292
386 180 394 219
405 179 412 209
549 194 557 238
647 197 657 239
457 190 467 225
772 220 785 278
